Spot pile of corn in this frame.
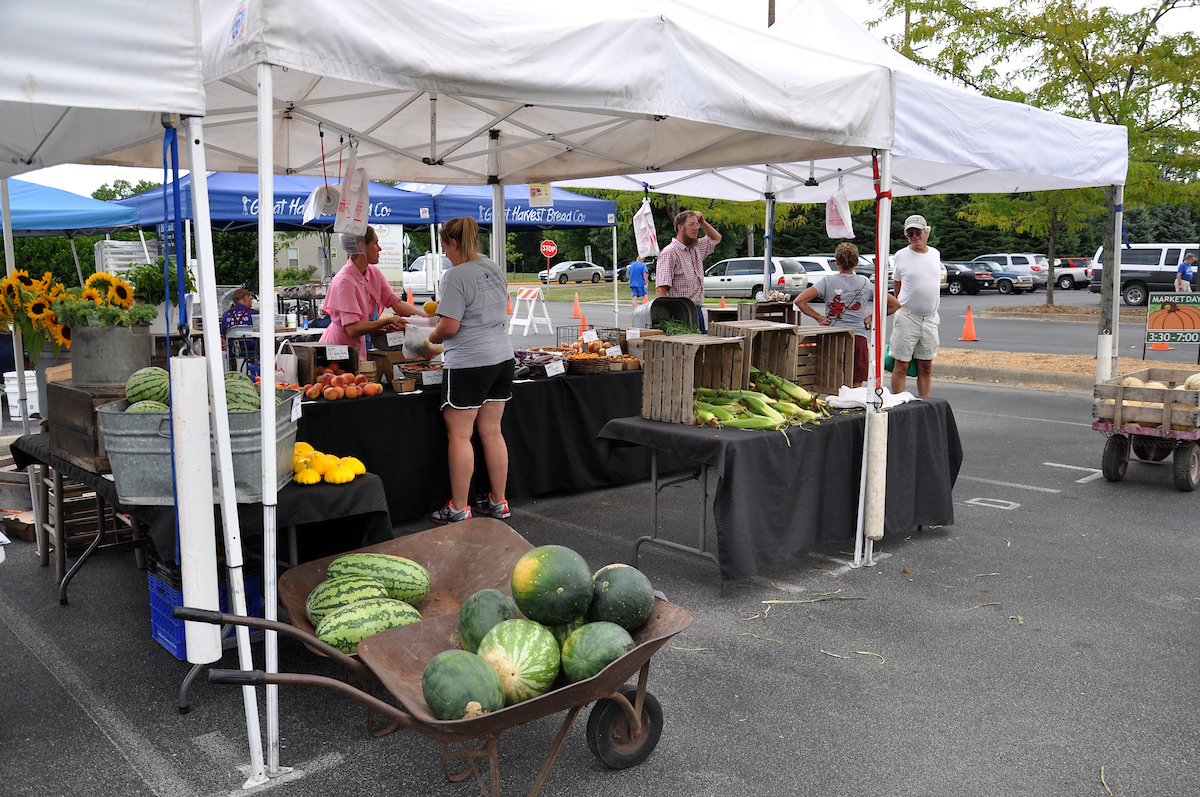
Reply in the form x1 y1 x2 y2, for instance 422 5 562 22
693 370 830 430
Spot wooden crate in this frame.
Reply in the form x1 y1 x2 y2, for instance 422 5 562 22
624 329 664 358
795 328 854 396
737 301 800 325
46 381 127 473
1093 367 1200 431
290 342 360 386
366 348 428 384
705 307 740 325
641 334 744 423
708 320 801 387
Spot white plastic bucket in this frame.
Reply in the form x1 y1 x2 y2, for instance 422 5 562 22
4 371 39 420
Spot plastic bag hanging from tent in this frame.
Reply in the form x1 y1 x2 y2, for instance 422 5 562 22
826 174 854 238
632 197 660 257
334 143 368 236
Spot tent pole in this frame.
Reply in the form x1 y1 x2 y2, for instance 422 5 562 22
185 117 269 788
1 178 43 555
613 223 619 329
762 189 774 301
68 236 85 287
138 229 151 263
255 62 286 779
1110 185 1123 379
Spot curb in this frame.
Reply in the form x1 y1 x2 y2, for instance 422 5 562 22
934 364 1094 391
977 311 1146 324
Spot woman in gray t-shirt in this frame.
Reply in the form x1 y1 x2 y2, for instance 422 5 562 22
793 242 899 387
427 217 516 525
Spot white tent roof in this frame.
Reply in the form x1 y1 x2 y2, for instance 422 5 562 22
560 0 1129 201
0 0 206 179
82 0 894 184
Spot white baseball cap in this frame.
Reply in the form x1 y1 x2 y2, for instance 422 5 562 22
903 214 930 232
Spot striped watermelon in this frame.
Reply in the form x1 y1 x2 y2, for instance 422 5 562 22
314 598 422 654
126 400 170 413
510 545 592 627
325 553 431 605
458 589 521 654
586 564 656 631
224 371 254 386
476 619 561 705
422 649 505 721
225 380 261 411
560 621 634 683
547 616 585 650
304 575 390 626
126 366 169 404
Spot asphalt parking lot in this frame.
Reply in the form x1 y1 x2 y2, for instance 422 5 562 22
3 379 1198 797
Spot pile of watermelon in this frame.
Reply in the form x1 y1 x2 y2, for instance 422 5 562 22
421 545 656 722
305 552 432 654
122 367 283 414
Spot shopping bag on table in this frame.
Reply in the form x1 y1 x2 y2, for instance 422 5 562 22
883 342 918 377
334 144 369 236
825 179 854 239
275 340 298 385
632 197 660 258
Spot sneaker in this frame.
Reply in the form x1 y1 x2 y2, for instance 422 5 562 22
474 493 511 520
431 501 472 525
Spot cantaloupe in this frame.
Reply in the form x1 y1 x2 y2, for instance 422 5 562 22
1121 376 1145 388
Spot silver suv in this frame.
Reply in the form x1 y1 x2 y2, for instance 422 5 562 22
971 253 1049 289
703 257 808 300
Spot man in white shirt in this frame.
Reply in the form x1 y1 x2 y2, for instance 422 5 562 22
889 214 942 397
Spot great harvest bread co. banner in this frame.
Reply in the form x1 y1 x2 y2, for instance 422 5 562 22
1146 293 1200 345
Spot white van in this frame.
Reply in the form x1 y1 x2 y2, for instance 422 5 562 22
1088 243 1200 305
403 253 451 299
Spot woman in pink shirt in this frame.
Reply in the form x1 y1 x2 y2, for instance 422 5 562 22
320 227 426 360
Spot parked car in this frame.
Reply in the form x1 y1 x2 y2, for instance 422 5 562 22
403 253 452 298
975 262 1035 294
793 256 839 296
1050 258 1090 290
702 257 808 300
603 265 628 282
539 260 604 284
942 261 995 295
1087 243 1200 305
971 253 1049 288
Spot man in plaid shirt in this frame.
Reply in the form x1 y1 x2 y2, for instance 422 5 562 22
655 210 722 332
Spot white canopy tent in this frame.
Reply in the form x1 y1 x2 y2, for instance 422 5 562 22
0 0 279 787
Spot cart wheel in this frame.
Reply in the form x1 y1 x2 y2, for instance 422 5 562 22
586 687 663 770
1173 441 1200 492
1132 439 1171 462
1102 434 1129 482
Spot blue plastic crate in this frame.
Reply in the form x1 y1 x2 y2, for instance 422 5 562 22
149 571 263 660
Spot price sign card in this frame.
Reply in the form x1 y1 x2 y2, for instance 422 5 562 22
581 329 599 344
386 331 404 347
545 360 566 377
422 369 444 385
324 345 350 361
291 395 303 422
626 328 641 339
605 346 623 358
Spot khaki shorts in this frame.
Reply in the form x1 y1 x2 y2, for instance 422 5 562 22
889 307 939 362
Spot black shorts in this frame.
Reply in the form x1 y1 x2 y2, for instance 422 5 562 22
440 360 514 410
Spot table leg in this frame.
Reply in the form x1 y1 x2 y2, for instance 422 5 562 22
36 464 49 567
633 450 723 590
57 493 108 605
53 469 65 583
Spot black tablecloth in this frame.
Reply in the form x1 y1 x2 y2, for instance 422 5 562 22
597 397 963 581
296 370 688 523
10 434 393 563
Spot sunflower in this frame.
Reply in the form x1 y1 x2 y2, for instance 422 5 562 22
108 278 134 309
13 269 36 290
80 288 104 305
25 296 52 321
46 281 67 300
50 323 71 349
0 277 18 302
85 272 117 294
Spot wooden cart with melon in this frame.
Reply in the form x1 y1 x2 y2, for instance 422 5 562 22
1092 367 1200 491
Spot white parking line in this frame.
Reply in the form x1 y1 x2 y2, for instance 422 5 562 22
1043 461 1105 483
956 475 1061 493
953 409 1093 427
965 498 1021 510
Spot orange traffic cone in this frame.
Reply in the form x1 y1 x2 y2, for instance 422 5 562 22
571 293 582 319
720 296 727 308
579 314 588 332
506 293 513 315
406 286 414 305
643 294 649 305
1150 341 1174 351
959 305 979 342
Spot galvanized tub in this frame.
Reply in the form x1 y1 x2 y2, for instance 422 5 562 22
71 325 151 386
96 389 300 506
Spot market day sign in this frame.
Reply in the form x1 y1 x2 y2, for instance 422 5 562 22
1146 292 1200 344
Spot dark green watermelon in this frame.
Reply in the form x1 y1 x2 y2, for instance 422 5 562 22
422 649 505 721
547 615 586 650
560 621 635 683
510 545 591 626
458 588 521 654
586 563 656 631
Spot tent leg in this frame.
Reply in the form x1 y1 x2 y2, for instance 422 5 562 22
69 236 85 287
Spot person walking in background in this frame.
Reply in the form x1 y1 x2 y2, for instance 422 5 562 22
793 242 900 388
627 257 648 308
427 217 515 524
1176 253 1196 292
889 214 942 397
655 210 721 332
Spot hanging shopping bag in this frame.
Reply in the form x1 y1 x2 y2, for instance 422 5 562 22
275 340 299 385
825 178 854 239
334 144 369 236
632 197 661 258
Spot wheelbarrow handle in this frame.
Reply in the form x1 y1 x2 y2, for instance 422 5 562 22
209 669 266 687
173 607 223 624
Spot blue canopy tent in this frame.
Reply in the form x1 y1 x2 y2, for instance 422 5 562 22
403 183 615 229
114 172 435 231
7 178 141 235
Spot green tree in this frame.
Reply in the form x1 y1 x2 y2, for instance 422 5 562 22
91 179 161 201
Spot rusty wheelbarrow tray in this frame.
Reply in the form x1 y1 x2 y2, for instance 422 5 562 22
176 522 693 797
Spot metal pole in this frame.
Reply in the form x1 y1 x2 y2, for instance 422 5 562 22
1110 185 1124 379
613 224 619 329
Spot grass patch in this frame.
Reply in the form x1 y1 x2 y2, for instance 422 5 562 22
986 303 1146 319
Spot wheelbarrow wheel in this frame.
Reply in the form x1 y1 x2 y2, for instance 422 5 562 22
586 686 663 770
1102 434 1129 482
1173 441 1200 492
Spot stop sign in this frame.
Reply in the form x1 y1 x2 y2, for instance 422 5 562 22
540 240 558 258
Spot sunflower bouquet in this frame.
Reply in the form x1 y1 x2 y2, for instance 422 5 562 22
48 271 158 335
0 269 76 366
